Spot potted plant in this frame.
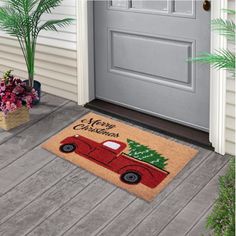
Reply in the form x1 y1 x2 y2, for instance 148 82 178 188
0 0 73 104
0 70 38 130
191 9 235 76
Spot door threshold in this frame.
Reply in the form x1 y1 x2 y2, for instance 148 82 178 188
85 99 213 150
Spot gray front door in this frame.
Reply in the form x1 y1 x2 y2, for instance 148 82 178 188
94 0 210 131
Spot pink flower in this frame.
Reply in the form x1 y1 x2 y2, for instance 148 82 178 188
2 92 16 103
25 95 33 103
0 81 6 91
16 100 22 109
13 85 24 95
5 101 11 110
13 77 21 85
10 103 17 112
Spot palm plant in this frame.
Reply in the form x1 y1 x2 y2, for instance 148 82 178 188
0 0 73 87
191 9 235 76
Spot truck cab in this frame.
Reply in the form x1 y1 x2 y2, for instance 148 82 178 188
89 140 126 164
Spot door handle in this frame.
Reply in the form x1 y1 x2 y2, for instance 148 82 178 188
203 0 211 11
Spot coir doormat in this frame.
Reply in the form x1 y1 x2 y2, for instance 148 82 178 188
42 112 198 201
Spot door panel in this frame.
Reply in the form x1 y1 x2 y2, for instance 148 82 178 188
94 0 210 131
110 31 193 87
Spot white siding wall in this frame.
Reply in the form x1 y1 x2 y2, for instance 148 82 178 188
0 0 78 101
225 0 235 155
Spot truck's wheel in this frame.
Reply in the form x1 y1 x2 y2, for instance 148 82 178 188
120 171 141 185
60 144 76 153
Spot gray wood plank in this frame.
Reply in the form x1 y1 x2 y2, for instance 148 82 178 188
0 168 96 236
186 206 214 236
0 148 55 196
27 179 116 236
0 101 88 170
63 188 136 236
0 94 67 144
93 148 211 236
0 157 76 224
127 153 229 236
158 163 228 236
0 93 223 236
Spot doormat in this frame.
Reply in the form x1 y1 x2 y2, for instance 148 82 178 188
42 112 198 201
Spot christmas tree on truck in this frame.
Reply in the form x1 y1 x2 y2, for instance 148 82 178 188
127 139 168 170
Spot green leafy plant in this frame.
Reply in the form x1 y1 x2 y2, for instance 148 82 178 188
206 157 235 236
0 0 74 87
191 9 235 76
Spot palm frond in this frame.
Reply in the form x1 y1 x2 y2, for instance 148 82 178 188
39 0 63 13
38 18 74 33
2 0 38 14
0 7 24 37
222 9 236 15
1 0 25 12
33 0 63 21
191 49 235 71
212 18 235 41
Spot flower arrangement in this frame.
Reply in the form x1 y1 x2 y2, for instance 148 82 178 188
0 70 38 115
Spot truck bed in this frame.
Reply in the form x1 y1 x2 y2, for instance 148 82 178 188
120 152 169 174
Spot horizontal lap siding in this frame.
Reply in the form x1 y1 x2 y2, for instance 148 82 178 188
225 78 236 155
0 0 78 102
225 0 235 155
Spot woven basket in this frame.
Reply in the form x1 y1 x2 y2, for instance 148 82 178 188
0 107 29 131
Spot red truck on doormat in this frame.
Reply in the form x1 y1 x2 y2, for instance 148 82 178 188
60 135 169 188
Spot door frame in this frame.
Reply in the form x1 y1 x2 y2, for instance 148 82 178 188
76 0 228 154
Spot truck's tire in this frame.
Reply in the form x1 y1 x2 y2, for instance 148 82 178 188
120 171 141 185
60 143 76 153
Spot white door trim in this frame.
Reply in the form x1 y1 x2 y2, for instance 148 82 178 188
77 0 90 105
77 0 227 154
209 0 227 154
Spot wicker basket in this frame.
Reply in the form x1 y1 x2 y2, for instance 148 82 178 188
0 107 29 131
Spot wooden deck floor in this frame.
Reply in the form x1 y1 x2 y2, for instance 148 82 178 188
0 93 229 236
